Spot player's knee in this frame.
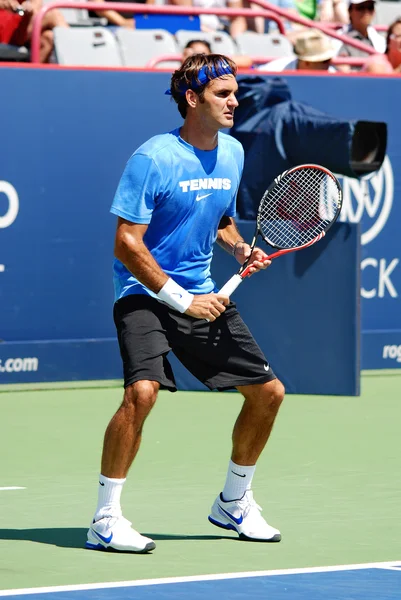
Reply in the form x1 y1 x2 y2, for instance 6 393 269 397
265 379 285 411
123 380 158 414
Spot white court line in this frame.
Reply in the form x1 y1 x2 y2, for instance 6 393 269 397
0 561 400 596
0 487 26 491
0 265 4 272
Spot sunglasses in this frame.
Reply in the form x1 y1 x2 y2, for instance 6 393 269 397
353 3 375 11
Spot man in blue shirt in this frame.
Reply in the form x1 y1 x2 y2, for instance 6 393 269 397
86 53 285 553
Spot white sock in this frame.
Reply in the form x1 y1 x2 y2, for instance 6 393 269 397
94 474 126 521
221 460 256 502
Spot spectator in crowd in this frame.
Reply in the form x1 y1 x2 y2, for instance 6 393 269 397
89 0 154 29
182 38 212 60
319 0 348 24
181 37 253 67
0 0 68 62
258 28 336 71
335 0 386 57
184 0 248 37
241 0 299 35
363 17 401 73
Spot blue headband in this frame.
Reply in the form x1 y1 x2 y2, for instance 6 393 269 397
165 60 234 96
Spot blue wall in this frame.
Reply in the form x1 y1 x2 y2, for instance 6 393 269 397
1 67 399 390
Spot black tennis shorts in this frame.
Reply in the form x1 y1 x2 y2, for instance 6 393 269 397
113 294 276 392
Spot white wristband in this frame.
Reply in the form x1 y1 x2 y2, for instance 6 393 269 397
156 278 194 313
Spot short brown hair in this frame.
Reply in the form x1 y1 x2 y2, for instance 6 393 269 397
169 54 237 119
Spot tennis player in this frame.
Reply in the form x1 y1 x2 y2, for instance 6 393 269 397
86 54 285 553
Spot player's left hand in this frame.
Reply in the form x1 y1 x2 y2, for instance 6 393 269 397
235 242 271 276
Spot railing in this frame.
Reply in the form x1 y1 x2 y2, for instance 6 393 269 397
31 1 380 64
324 21 388 32
146 53 369 69
31 2 286 62
236 0 380 52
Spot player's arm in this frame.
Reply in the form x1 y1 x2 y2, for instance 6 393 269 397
217 215 271 275
115 218 228 321
115 218 167 291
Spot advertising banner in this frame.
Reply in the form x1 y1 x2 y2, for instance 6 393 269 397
0 66 398 388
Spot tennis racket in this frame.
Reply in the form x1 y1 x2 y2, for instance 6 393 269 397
219 164 343 297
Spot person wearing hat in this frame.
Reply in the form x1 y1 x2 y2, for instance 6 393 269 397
335 0 386 59
258 29 337 71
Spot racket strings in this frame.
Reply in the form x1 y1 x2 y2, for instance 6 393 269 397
259 168 341 249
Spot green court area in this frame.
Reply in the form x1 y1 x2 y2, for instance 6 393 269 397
0 372 400 592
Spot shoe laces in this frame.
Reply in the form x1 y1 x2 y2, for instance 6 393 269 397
98 515 131 529
239 491 264 523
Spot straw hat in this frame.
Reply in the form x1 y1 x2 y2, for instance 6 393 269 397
294 29 336 62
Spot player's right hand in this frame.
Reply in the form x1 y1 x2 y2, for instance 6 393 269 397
185 293 229 321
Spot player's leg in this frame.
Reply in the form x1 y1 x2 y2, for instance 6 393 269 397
169 302 285 542
209 379 285 542
86 295 176 553
101 380 159 479
231 378 285 466
87 380 159 553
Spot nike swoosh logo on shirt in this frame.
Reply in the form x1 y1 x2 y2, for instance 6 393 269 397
218 505 244 525
264 364 270 371
195 193 213 202
93 530 113 544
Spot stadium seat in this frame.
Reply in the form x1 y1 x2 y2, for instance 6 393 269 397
375 1 401 26
116 29 180 67
235 32 294 58
135 14 201 34
54 27 123 66
175 30 238 56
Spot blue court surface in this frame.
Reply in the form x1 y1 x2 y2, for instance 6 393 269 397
1 563 400 600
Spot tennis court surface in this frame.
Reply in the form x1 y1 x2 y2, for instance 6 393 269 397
1 371 400 598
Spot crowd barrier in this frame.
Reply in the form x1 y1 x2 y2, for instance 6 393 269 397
31 0 379 62
0 66 399 391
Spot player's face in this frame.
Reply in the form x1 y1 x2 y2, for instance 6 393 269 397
198 75 239 130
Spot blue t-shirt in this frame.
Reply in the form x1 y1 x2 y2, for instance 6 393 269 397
111 128 244 301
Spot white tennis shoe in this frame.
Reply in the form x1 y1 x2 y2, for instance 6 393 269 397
208 490 281 542
86 515 156 553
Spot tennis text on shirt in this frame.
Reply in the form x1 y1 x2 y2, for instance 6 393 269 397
179 178 232 192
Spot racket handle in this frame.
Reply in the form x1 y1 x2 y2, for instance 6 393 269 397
205 274 244 321
218 274 243 297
